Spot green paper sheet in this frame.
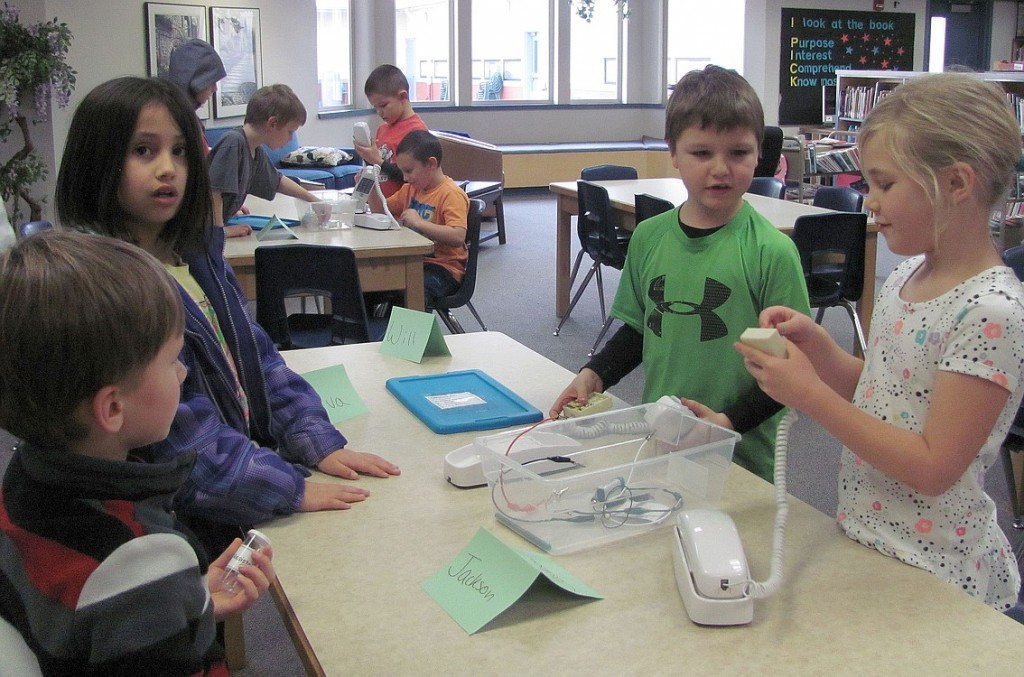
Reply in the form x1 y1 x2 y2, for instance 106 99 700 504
379 306 451 363
421 528 602 634
300 363 368 424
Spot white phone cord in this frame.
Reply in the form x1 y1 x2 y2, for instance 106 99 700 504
744 408 797 599
564 419 652 439
370 165 398 227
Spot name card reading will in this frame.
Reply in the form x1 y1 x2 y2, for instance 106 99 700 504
422 528 602 634
300 363 368 424
379 306 451 363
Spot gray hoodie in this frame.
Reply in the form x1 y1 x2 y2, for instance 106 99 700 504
167 38 226 106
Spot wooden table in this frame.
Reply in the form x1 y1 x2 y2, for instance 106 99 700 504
257 332 1023 676
549 178 879 339
223 193 433 310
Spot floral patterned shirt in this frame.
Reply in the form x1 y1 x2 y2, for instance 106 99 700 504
838 256 1024 610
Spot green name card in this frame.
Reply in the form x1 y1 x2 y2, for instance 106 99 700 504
379 306 451 363
300 363 368 424
255 214 299 241
422 528 602 634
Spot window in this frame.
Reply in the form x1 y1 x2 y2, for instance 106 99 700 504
396 0 451 103
470 0 550 102
569 4 622 101
665 0 744 90
316 0 351 110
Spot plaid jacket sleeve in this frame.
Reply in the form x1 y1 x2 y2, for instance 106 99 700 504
162 353 311 524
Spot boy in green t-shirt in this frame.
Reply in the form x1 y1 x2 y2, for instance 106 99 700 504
550 65 811 480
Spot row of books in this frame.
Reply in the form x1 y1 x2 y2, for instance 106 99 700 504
804 144 861 175
1006 93 1024 133
838 82 901 121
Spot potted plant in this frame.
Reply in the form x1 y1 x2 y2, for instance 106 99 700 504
0 2 75 235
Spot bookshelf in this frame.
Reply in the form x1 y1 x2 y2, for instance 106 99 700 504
833 69 1024 137
833 70 1024 245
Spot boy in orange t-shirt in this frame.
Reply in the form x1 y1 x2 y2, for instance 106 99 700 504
368 130 469 310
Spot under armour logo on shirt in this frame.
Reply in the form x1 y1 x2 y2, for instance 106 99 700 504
646 275 731 341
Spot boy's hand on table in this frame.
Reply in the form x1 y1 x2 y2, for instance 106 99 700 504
209 538 275 619
317 448 401 480
299 480 371 512
549 368 603 419
223 224 252 238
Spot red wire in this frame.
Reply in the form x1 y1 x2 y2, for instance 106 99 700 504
500 417 553 512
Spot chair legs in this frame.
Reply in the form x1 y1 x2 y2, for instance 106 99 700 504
590 316 614 356
436 301 487 334
553 261 603 336
814 300 867 355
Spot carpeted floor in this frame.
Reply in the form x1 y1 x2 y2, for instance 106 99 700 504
1 188 1021 674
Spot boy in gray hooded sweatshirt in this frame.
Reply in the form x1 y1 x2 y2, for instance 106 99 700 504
167 38 226 152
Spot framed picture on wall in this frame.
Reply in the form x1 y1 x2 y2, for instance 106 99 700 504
210 6 263 119
144 3 210 119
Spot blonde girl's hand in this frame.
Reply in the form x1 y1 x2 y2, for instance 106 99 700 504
735 336 823 411
209 538 276 620
760 306 820 349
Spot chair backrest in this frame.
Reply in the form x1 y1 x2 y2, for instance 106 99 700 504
634 193 675 224
754 126 784 177
434 199 485 311
577 181 628 269
790 212 868 304
17 220 53 238
255 245 372 347
1002 244 1024 281
746 177 786 199
812 186 864 213
580 164 638 182
781 136 806 181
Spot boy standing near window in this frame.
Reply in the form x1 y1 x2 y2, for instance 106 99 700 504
354 64 429 197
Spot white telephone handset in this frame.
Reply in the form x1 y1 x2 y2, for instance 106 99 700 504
353 121 372 149
672 328 795 626
351 165 400 230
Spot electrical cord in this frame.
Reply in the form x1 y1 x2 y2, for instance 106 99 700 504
740 408 797 599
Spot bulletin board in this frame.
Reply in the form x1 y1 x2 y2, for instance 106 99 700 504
779 8 915 125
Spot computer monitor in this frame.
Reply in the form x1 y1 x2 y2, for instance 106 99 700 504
822 84 837 124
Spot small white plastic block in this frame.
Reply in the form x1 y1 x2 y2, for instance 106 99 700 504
739 327 787 358
561 391 613 418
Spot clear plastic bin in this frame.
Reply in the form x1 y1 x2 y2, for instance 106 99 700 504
479 401 739 554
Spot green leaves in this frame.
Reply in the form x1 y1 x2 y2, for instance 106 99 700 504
0 3 76 224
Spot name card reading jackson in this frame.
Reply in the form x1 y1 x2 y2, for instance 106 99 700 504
422 528 602 634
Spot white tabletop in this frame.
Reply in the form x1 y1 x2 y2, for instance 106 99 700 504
549 177 838 231
259 332 1024 676
224 193 432 262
